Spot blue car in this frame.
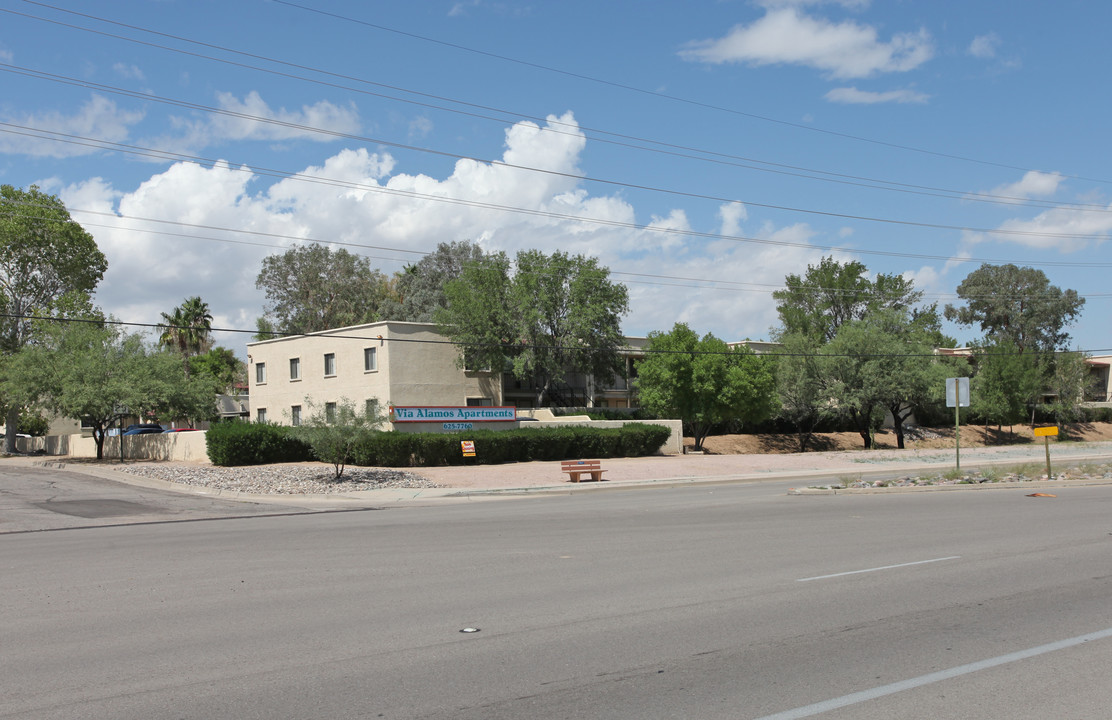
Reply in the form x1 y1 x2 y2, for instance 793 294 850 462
122 424 164 436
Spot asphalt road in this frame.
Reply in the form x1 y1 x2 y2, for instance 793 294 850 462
2 469 1111 719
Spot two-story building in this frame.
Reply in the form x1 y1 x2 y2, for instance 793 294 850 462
246 321 502 425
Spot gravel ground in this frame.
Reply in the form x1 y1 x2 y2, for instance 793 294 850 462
116 463 441 495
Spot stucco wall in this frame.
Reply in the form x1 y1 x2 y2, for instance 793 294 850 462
18 431 210 461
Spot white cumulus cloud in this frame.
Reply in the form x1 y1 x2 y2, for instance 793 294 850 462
968 33 1000 59
680 7 933 79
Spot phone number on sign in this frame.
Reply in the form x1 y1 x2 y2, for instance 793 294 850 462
443 422 474 431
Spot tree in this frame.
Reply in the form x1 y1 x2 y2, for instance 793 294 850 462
1044 351 1091 431
0 185 108 451
944 263 1085 353
288 397 387 479
159 296 214 369
256 245 390 334
437 249 630 406
635 323 777 452
773 256 922 343
189 346 246 394
970 342 1045 432
774 334 834 452
11 319 157 459
382 240 487 322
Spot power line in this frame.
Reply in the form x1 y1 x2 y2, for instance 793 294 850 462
7 3 1111 214
13 63 1112 242
266 0 1112 187
7 122 1112 277
10 313 1106 359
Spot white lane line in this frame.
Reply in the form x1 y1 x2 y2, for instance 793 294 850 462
753 626 1112 720
796 556 961 582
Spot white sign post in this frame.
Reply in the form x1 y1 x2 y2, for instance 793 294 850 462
945 378 970 471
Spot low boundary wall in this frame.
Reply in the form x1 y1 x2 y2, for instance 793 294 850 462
17 431 210 462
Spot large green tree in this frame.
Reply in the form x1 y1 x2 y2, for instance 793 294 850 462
636 323 777 452
944 263 1085 353
437 249 629 406
189 346 246 395
382 240 487 322
773 256 922 343
970 342 1045 431
256 245 390 335
0 185 107 451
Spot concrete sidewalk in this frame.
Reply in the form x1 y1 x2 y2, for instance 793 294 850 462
18 440 1112 508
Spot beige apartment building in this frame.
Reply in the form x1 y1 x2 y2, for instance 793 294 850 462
246 321 502 426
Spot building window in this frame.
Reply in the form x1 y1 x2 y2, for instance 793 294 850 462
466 397 493 407
463 349 490 372
256 408 267 423
255 362 266 384
364 347 377 372
291 405 301 426
325 402 337 424
324 353 336 376
289 357 300 381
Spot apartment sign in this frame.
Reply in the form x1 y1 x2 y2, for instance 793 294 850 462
391 406 517 423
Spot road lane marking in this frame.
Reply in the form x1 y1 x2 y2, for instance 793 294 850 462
796 556 961 582
753 626 1112 720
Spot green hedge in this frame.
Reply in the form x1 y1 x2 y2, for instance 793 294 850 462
206 421 314 466
206 421 671 467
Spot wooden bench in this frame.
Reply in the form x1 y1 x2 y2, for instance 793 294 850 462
561 459 607 483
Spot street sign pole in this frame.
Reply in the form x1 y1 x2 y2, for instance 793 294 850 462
946 378 970 474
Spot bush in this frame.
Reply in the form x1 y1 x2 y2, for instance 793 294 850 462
350 423 672 467
206 421 314 466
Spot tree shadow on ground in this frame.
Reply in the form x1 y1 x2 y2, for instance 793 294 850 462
756 433 840 453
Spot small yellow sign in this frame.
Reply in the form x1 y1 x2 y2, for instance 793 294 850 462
1033 426 1059 437
461 440 476 457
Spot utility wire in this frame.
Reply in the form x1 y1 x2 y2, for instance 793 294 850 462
7 3 1111 213
3 77 1112 247
6 122 1112 275
266 0 1112 187
10 313 1106 359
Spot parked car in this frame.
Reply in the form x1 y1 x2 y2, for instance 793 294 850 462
122 424 164 436
162 428 200 433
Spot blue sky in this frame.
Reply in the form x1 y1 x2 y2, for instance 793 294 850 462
2 0 1110 356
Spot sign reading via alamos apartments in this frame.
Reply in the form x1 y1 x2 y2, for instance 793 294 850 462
391 406 517 423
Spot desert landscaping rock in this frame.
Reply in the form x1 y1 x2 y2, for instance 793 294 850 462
116 463 440 495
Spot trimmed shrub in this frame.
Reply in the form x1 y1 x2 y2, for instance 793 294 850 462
350 423 672 467
206 421 314 466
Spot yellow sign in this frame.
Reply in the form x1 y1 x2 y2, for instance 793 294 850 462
1033 426 1059 437
461 440 476 457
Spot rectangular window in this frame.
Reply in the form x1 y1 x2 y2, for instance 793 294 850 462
289 357 300 381
365 398 378 417
363 347 377 372
325 402 337 424
462 349 490 372
324 353 336 376
256 408 267 423
291 405 301 426
466 397 493 407
255 362 266 384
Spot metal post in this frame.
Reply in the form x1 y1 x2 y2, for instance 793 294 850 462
1045 436 1052 479
954 402 960 472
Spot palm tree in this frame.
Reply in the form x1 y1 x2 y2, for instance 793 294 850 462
159 296 213 365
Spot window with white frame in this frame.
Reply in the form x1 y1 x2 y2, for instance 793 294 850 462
363 347 377 372
289 357 300 381
325 402 337 424
255 362 266 384
324 353 336 376
256 407 267 423
291 405 301 426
